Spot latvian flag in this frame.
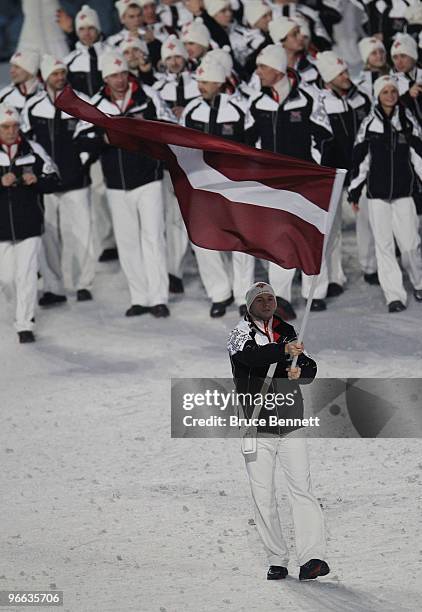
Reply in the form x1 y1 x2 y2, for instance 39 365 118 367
56 86 346 275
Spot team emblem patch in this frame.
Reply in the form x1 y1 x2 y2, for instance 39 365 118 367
289 111 302 123
221 123 234 135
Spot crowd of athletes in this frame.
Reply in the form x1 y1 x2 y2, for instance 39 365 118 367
1 0 422 342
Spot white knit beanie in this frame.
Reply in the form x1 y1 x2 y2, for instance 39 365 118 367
256 44 287 73
244 0 271 27
315 51 347 83
181 19 211 49
294 15 310 39
115 0 142 19
391 33 418 60
161 35 188 61
204 0 230 16
40 55 67 81
196 59 226 83
245 282 276 312
373 75 398 99
138 0 155 6
100 51 128 78
10 50 39 76
202 46 232 77
75 5 101 32
405 1 422 25
0 103 20 125
269 16 297 43
358 37 386 64
120 35 148 55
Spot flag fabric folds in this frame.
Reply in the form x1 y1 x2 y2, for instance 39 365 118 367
56 86 346 275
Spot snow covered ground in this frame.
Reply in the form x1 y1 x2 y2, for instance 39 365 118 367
1 218 422 612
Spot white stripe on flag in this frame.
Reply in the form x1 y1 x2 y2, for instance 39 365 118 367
169 145 328 233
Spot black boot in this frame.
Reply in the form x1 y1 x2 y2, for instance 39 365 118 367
76 289 93 302
326 282 343 298
151 304 170 318
267 566 288 580
388 300 406 313
363 272 379 285
299 559 330 581
18 331 35 343
275 296 296 321
125 305 150 317
98 248 118 262
169 274 184 294
310 299 326 312
210 294 234 318
38 292 67 307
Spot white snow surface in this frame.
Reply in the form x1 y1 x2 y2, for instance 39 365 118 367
1 223 422 612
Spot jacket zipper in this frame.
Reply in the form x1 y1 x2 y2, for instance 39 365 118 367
118 148 126 190
389 124 394 202
7 159 17 243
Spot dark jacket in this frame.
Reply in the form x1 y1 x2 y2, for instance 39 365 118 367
0 136 60 241
65 41 105 98
348 103 422 202
180 92 253 144
21 89 92 192
248 76 333 163
227 314 317 436
74 80 175 190
319 84 371 182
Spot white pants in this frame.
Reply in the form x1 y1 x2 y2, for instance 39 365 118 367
245 436 326 567
193 245 255 304
107 181 168 306
368 197 422 304
0 237 41 332
90 161 115 254
163 170 188 279
41 187 95 294
356 193 377 275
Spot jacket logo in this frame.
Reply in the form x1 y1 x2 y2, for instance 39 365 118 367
289 110 302 122
221 123 234 135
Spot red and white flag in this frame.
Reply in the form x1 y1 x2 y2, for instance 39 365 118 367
56 86 345 275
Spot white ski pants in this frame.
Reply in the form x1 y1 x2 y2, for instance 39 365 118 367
244 436 326 567
41 187 95 294
106 181 168 306
0 236 41 332
368 197 422 304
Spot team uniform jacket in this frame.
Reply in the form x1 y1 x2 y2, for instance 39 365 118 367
348 104 422 202
65 40 108 97
0 80 43 111
75 80 175 190
0 135 60 241
392 67 422 125
370 0 420 43
248 79 333 163
242 29 272 81
354 68 387 98
295 54 320 85
227 314 317 436
153 71 200 108
318 84 371 179
21 89 92 192
179 92 254 143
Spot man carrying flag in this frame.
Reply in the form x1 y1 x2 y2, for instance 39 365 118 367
227 280 329 581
